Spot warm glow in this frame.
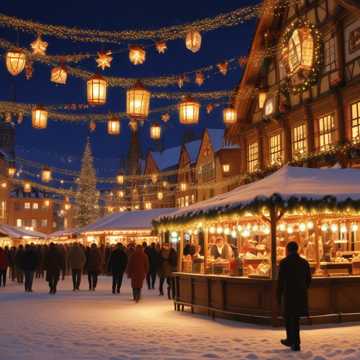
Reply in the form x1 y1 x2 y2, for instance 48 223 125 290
65 203 71 211
180 182 187 191
87 75 107 105
126 81 150 119
151 174 158 184
223 107 237 126
150 122 161 140
8 165 16 177
157 191 164 200
44 200 50 207
107 117 121 135
145 202 152 210
1 182 7 189
222 164 230 173
258 91 267 109
129 46 146 65
118 190 124 198
179 97 200 125
24 182 32 193
116 173 124 185
41 168 52 182
32 106 48 129
51 66 68 84
6 50 26 76
185 31 202 53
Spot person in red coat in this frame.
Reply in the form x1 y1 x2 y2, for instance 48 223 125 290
127 245 149 302
0 247 8 287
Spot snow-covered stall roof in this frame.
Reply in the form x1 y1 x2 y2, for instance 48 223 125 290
0 224 46 239
81 208 175 233
158 166 360 223
47 229 79 239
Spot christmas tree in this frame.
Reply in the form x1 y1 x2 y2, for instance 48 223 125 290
75 139 99 227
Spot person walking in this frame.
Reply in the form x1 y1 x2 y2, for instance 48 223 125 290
68 243 86 291
21 244 39 292
86 243 102 291
108 243 128 294
15 245 24 284
158 243 173 298
277 241 312 352
127 244 149 302
0 247 8 287
145 242 159 290
44 243 64 294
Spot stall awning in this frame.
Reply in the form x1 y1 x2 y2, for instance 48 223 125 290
47 229 79 239
0 224 46 239
80 208 175 234
157 166 360 224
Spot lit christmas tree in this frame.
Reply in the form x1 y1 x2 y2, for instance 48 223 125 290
75 139 99 227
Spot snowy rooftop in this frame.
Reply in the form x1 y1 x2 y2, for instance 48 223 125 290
47 229 78 239
0 224 46 239
151 146 181 171
159 166 360 221
207 128 225 152
184 140 201 164
81 208 175 233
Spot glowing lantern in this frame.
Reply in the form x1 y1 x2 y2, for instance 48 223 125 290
157 191 164 200
222 164 230 173
41 167 52 182
185 31 202 53
87 74 107 105
116 173 124 185
118 190 124 198
23 182 32 193
44 200 50 207
32 106 48 129
1 182 7 189
51 66 68 85
107 116 121 135
223 107 237 126
5 50 26 76
150 122 161 140
65 203 71 211
8 164 16 177
258 91 267 109
179 97 200 125
126 81 150 120
151 174 158 184
145 202 152 210
180 182 187 191
129 46 146 65
89 121 96 132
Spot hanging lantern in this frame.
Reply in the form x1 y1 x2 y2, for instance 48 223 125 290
17 112 24 124
195 71 205 86
151 174 158 184
126 81 150 120
89 120 96 132
157 191 164 200
107 116 121 135
150 122 161 140
4 112 12 123
222 164 230 173
179 97 200 125
129 46 146 65
51 66 68 85
185 31 202 53
32 106 48 129
116 172 125 185
64 203 71 211
5 50 26 76
155 41 167 54
258 91 267 109
223 107 237 126
87 74 107 105
217 61 228 76
44 199 50 207
177 75 185 88
23 182 32 193
128 119 139 132
41 167 52 182
8 164 16 177
206 103 214 114
118 190 124 198
180 182 187 191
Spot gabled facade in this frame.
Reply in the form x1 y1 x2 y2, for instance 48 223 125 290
227 0 360 175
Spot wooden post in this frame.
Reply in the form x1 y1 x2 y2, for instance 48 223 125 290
178 230 184 272
204 229 209 274
270 205 278 326
314 220 322 275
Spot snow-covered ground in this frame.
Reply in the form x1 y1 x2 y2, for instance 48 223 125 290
0 276 360 360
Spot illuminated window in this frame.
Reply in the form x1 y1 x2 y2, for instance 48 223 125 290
200 162 215 182
31 219 37 228
24 202 31 210
16 218 22 227
292 124 307 158
351 101 360 144
324 36 337 72
318 114 336 151
33 202 39 210
185 195 189 207
41 219 48 227
247 142 259 173
269 134 283 165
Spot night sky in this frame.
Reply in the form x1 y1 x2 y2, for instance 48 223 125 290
0 0 258 185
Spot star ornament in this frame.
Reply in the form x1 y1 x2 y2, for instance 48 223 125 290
155 41 167 54
31 36 48 56
96 51 113 70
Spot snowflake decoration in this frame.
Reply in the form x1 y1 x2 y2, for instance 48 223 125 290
161 113 170 123
195 71 204 86
96 51 113 70
31 36 48 56
155 41 167 54
217 61 228 76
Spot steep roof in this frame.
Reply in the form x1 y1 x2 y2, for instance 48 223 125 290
0 224 46 239
207 129 225 152
151 146 182 171
184 140 202 164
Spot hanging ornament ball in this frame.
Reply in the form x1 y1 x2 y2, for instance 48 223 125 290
5 50 26 76
217 61 229 76
185 31 202 53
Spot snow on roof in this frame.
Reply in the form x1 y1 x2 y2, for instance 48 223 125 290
0 224 46 239
160 166 360 222
47 229 78 239
207 129 225 152
81 208 175 233
151 146 181 171
184 140 201 164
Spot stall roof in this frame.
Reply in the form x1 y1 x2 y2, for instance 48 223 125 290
47 229 79 239
81 208 175 233
158 166 360 222
0 224 46 239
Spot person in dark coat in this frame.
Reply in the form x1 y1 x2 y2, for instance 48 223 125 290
15 245 24 283
68 243 86 291
44 243 65 294
145 242 159 290
86 243 102 291
21 244 39 292
108 243 128 294
0 247 8 287
277 241 312 352
127 245 149 302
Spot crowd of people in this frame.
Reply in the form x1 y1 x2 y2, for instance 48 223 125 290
0 241 178 302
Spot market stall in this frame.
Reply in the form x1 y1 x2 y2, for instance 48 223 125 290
155 166 360 325
47 229 79 244
0 224 47 247
80 208 175 246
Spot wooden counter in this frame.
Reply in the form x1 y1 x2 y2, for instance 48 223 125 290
173 272 360 326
